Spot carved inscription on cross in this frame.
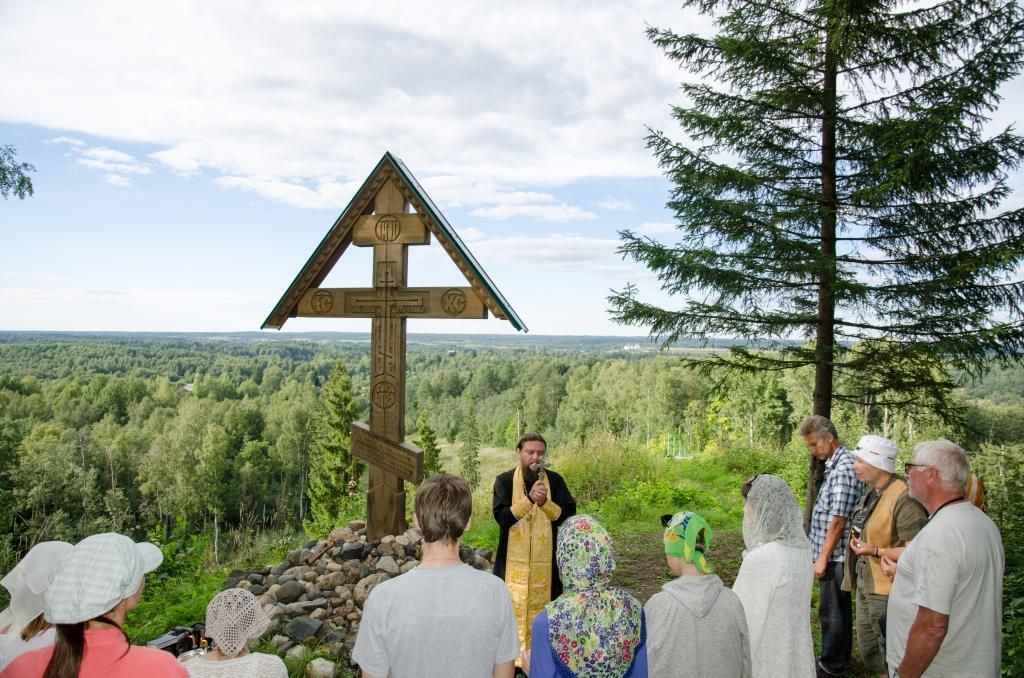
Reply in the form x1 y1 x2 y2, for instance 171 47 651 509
294 179 489 539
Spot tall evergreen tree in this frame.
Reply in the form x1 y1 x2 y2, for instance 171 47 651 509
305 361 360 537
416 413 443 477
610 0 1024 511
459 399 481 489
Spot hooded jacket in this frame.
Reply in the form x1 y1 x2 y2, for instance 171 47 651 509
643 574 752 678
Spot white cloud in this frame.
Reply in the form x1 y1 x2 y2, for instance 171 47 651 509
212 175 359 209
598 197 633 210
470 203 599 222
77 146 151 175
104 174 132 187
48 135 85 146
0 1 694 206
635 221 676 235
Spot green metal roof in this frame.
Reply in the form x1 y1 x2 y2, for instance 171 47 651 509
262 151 527 332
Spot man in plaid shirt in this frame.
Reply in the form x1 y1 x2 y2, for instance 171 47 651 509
801 415 864 677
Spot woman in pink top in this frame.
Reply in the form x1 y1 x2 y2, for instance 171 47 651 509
0 532 186 678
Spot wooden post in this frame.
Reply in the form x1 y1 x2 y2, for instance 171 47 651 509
366 180 410 540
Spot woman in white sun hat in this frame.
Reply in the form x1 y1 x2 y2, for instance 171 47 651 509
0 541 73 671
184 588 286 678
0 532 186 678
842 435 928 678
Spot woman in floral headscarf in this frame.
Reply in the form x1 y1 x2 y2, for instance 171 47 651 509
527 514 647 677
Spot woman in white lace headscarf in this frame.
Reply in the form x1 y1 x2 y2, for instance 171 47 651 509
732 474 816 678
185 588 286 678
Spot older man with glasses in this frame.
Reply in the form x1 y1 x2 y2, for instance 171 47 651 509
885 440 1004 678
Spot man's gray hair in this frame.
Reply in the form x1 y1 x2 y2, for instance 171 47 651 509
912 439 970 492
798 415 838 440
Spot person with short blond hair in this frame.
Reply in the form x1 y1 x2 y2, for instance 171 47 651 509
353 473 519 678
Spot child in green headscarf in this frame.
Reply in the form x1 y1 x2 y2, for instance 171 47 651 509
643 511 753 678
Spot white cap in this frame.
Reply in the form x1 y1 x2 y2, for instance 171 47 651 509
205 588 271 657
0 541 73 653
44 533 162 624
854 434 899 474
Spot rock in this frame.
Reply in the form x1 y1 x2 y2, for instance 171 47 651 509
237 579 252 590
376 556 400 576
257 594 274 607
334 585 352 600
277 574 297 584
267 583 282 598
395 534 410 547
249 584 267 597
348 520 366 531
271 560 291 576
478 548 494 561
459 545 474 563
287 548 305 567
399 560 418 574
271 634 290 649
340 542 365 561
306 658 337 678
353 573 389 606
264 604 282 619
246 573 264 585
282 598 328 616
285 644 310 662
319 571 347 589
404 544 419 558
325 561 343 573
276 580 304 605
309 607 328 621
265 575 278 586
380 535 395 545
403 528 422 544
284 616 323 642
284 565 313 578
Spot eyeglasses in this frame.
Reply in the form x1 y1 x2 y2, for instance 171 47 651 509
904 462 933 471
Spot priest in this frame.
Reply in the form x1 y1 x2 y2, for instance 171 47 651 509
492 432 576 660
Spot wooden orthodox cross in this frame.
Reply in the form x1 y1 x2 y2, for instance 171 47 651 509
263 153 525 539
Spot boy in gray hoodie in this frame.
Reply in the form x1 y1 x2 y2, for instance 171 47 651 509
644 511 752 678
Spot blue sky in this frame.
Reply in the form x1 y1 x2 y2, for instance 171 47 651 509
2 2 1021 337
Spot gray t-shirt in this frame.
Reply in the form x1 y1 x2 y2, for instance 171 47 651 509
886 502 1004 677
352 563 519 678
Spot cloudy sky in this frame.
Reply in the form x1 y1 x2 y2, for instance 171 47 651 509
2 2 1021 337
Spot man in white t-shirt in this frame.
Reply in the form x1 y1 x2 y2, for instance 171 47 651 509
352 473 519 678
885 439 1004 678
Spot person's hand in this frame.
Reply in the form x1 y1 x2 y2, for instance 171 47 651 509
813 555 828 579
850 537 874 557
520 649 531 673
529 480 547 505
880 554 897 579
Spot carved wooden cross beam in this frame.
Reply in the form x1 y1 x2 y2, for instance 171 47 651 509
263 153 525 541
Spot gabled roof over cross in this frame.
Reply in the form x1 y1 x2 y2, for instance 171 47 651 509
262 151 527 332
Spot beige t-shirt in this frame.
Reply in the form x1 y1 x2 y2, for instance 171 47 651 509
886 502 1004 677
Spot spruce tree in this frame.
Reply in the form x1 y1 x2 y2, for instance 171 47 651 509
459 399 481 489
610 0 1024 511
305 361 359 537
416 413 443 477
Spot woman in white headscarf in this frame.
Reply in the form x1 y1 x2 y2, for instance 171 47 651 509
184 588 286 678
0 541 73 671
731 474 816 678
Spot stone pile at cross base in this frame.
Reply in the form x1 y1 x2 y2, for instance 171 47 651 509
222 520 495 675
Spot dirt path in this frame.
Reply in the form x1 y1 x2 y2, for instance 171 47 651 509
608 526 870 678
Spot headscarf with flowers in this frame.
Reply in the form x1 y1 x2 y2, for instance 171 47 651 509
544 514 644 677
